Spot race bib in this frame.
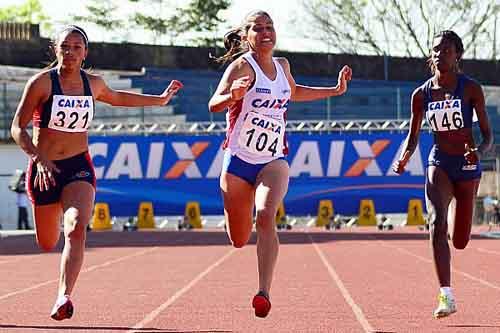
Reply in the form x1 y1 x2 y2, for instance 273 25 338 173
238 111 284 157
426 99 464 132
49 95 94 132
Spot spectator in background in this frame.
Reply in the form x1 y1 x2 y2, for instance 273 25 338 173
208 10 351 318
482 193 496 225
16 171 31 230
8 169 31 230
393 30 493 319
10 25 182 321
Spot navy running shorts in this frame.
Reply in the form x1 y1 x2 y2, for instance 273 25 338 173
427 145 482 182
27 151 96 205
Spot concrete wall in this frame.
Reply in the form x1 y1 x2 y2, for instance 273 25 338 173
0 36 499 85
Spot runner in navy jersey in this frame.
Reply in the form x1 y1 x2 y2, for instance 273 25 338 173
393 30 493 318
209 10 352 318
11 25 182 320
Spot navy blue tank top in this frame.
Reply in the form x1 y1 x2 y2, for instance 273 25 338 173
422 74 476 133
33 68 94 132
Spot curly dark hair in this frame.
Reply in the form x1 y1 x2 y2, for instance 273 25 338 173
427 30 464 74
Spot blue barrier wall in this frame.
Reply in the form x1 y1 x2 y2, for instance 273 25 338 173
89 132 433 216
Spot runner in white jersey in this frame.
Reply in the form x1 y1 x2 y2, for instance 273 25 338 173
209 10 352 318
11 25 182 321
224 52 290 165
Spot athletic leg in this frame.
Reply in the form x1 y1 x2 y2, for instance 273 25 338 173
57 181 95 297
220 172 255 248
33 204 63 251
252 159 289 317
451 179 480 249
426 166 457 318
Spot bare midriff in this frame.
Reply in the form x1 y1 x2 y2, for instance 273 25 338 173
33 127 88 160
433 127 475 155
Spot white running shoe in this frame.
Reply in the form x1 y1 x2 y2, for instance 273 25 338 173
433 293 457 319
50 295 74 321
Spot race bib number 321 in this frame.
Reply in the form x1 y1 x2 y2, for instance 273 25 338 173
49 95 94 132
238 111 284 157
426 99 464 132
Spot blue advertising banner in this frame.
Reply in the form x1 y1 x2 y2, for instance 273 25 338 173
89 132 433 217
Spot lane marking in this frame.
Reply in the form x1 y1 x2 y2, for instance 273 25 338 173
308 235 374 333
380 242 500 291
129 248 236 332
477 247 500 256
0 247 158 301
0 255 40 265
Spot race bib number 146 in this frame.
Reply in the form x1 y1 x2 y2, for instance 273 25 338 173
426 99 464 132
238 111 284 157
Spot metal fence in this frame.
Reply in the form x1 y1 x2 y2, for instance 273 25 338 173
0 22 39 41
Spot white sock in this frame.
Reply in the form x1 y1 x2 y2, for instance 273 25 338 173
440 287 453 297
56 294 70 305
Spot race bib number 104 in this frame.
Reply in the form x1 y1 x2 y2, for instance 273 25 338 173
426 99 464 132
238 111 284 157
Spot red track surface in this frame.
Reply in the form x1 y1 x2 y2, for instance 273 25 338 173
1 226 499 332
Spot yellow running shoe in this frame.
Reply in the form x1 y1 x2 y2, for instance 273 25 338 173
433 293 457 319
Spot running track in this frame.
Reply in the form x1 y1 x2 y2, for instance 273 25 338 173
1 226 499 332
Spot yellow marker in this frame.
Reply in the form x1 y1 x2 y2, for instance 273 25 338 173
91 203 112 230
276 202 286 226
316 200 333 227
137 202 155 229
358 199 377 226
185 201 202 229
406 199 425 226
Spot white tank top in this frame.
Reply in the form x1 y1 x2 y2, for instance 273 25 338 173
224 53 291 164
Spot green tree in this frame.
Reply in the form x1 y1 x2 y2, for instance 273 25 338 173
0 0 51 32
301 0 500 60
128 0 174 44
171 0 231 46
129 0 231 46
72 0 124 32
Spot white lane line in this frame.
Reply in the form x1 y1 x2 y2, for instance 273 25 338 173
0 255 39 265
477 248 500 256
308 235 374 333
128 248 236 332
0 247 158 301
380 242 500 291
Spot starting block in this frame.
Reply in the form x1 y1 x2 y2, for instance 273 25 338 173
316 200 334 227
357 199 377 226
406 199 425 226
276 203 286 226
91 203 112 230
184 201 202 229
137 201 155 229
276 203 291 230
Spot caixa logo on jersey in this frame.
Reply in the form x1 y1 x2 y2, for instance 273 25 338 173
89 134 430 181
251 98 289 110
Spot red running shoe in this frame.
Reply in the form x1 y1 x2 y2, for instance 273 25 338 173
252 291 271 318
50 295 74 321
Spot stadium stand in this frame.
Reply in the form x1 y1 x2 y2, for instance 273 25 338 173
0 65 186 138
0 65 498 141
122 67 499 142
